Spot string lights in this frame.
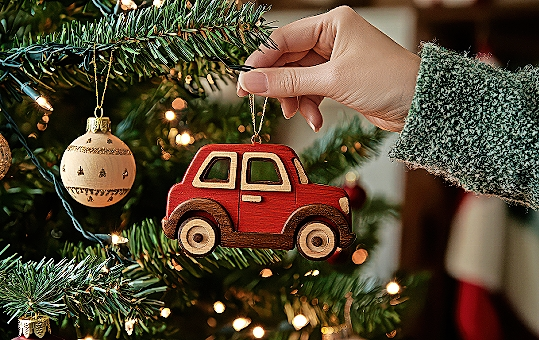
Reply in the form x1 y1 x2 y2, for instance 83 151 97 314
176 131 193 146
111 233 129 245
252 326 265 338
291 314 309 330
120 0 137 10
213 301 225 314
9 74 53 111
386 281 401 295
259 268 273 278
160 307 171 318
232 317 251 331
124 319 136 336
164 110 176 121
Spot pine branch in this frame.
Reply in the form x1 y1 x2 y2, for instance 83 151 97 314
0 252 165 326
299 273 402 337
62 219 285 307
300 116 389 185
1 0 274 93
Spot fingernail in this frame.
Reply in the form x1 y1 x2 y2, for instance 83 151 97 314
308 120 319 132
239 71 268 94
236 81 246 96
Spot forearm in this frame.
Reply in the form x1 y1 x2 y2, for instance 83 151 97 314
390 43 539 208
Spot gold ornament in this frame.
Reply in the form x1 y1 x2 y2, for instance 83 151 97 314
18 315 51 338
60 117 136 207
0 133 11 180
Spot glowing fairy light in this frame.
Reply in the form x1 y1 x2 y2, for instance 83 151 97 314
160 307 171 318
232 317 251 331
260 268 273 278
252 326 265 338
386 281 400 295
291 314 308 330
165 110 176 121
176 132 192 146
36 96 53 111
213 301 225 314
111 233 128 245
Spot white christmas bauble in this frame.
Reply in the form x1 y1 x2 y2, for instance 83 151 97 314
60 117 136 207
0 133 11 180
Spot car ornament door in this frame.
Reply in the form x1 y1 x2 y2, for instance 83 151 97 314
238 152 295 234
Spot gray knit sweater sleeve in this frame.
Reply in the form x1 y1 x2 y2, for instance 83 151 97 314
389 43 539 209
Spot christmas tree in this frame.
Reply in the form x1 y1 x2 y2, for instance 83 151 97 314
0 1 426 339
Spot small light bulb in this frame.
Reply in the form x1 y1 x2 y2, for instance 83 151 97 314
165 110 176 121
36 96 53 111
232 317 251 331
213 301 225 314
176 132 192 146
260 268 272 278
312 269 320 276
386 281 400 295
160 307 171 318
111 233 128 245
291 314 308 330
153 0 163 6
124 319 136 336
345 171 357 184
253 326 265 338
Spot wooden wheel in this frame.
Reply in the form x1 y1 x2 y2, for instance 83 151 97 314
296 221 336 261
178 217 218 257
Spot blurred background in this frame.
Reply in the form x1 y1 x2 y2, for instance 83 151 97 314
255 1 539 339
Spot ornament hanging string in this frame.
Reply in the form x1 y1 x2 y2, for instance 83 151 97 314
249 94 268 144
92 44 115 118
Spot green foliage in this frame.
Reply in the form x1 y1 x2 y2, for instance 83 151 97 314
62 218 286 305
0 245 164 326
1 0 274 94
300 116 389 185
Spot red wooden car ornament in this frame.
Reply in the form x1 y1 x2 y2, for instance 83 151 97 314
162 143 355 261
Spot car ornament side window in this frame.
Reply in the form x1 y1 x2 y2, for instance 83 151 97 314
246 158 282 185
240 152 291 192
192 151 237 189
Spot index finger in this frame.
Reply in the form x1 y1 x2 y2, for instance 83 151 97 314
245 11 330 68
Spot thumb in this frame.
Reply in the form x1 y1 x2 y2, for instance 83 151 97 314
238 64 331 97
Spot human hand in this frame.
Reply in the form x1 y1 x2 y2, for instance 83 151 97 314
237 6 420 132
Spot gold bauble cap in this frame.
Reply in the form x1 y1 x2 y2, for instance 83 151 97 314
87 117 111 133
18 315 51 338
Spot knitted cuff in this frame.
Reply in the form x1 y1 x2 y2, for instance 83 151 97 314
389 43 539 209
